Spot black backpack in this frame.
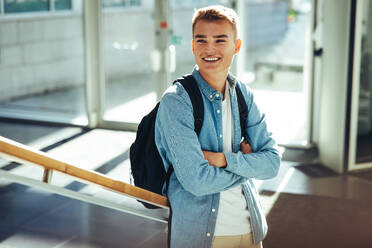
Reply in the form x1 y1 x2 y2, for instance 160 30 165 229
129 74 248 209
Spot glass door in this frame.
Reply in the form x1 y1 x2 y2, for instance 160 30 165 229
0 0 87 125
96 0 174 130
237 0 314 147
348 0 372 171
101 0 157 126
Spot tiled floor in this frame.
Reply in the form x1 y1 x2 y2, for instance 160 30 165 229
0 120 168 248
259 158 372 248
1 120 372 248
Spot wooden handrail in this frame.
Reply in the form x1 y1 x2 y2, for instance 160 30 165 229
0 136 169 208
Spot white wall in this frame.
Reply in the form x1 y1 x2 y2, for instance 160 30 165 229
0 13 84 101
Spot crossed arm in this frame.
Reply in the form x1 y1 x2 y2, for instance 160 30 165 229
202 140 253 168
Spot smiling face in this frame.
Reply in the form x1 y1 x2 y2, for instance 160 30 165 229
192 19 241 80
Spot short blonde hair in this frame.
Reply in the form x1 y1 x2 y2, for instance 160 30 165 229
192 5 240 39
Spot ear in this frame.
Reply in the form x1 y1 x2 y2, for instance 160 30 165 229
191 39 195 54
234 39 242 54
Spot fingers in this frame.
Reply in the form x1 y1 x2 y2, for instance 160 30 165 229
240 140 252 154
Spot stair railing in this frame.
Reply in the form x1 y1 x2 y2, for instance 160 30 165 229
0 136 169 223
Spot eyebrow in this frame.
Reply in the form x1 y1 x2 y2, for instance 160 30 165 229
194 34 229 39
214 35 228 38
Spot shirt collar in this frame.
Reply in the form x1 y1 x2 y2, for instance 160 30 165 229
191 66 236 102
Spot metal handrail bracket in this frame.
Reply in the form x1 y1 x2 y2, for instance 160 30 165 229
0 168 168 224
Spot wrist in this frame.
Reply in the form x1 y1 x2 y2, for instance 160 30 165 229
220 153 227 168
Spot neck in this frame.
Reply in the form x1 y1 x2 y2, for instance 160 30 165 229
199 69 228 95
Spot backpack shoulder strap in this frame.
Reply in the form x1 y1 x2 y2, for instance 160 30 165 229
165 75 203 194
174 74 204 136
235 84 248 139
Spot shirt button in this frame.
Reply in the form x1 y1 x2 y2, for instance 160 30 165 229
209 95 213 99
216 109 221 114
219 134 222 138
212 208 216 212
216 93 220 98
207 233 211 237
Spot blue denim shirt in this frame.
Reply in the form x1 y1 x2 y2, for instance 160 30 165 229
155 67 281 248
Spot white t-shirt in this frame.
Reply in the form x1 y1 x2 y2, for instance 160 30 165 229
214 81 251 236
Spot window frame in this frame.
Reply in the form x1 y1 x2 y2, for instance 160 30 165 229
0 0 73 15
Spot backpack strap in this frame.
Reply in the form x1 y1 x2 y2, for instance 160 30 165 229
165 75 204 195
175 74 204 136
235 84 248 140
175 75 247 140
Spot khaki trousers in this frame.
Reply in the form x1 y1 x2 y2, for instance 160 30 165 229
212 233 263 248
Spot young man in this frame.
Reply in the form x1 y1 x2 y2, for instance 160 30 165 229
155 5 280 248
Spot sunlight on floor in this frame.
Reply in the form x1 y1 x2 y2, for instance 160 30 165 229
261 167 295 216
104 92 157 123
253 89 308 146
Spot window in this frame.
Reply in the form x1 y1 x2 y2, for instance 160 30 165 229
54 0 71 10
2 0 72 14
4 0 48 13
171 0 223 8
102 0 141 8
103 0 125 8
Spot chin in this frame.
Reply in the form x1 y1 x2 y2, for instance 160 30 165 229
198 67 218 75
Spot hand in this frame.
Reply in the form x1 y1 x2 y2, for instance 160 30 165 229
202 151 227 168
240 140 253 154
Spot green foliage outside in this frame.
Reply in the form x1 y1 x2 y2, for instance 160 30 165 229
288 8 299 22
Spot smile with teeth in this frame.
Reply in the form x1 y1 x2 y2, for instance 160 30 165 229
203 57 220 62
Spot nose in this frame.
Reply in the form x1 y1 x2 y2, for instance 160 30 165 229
205 42 216 54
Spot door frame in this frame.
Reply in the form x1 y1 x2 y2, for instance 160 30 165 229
84 0 171 132
347 0 372 171
235 0 317 148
